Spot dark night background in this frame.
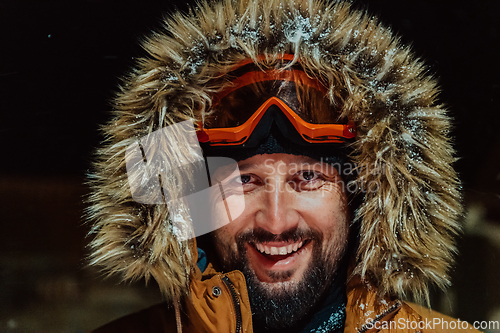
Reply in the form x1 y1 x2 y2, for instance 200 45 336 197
0 0 499 331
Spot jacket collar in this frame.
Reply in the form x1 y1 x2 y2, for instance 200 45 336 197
191 258 404 333
344 275 402 333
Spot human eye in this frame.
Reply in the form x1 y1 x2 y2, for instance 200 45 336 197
293 170 325 191
226 173 261 192
235 174 252 184
297 170 323 182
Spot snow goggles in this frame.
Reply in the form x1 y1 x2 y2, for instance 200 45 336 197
197 58 356 146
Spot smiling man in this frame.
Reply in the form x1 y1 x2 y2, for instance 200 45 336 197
88 0 479 332
211 153 351 331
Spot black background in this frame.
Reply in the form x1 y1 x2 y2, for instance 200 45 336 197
1 0 499 185
0 0 499 331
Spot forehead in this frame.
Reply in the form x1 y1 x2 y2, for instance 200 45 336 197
237 153 323 172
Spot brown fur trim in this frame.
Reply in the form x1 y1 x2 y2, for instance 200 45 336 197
87 0 462 304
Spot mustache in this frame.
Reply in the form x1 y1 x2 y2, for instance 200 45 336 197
237 227 322 244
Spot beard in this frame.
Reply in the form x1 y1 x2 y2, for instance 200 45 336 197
214 227 348 331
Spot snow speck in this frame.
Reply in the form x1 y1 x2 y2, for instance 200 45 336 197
284 14 317 44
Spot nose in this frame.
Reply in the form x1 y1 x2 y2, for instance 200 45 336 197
254 176 300 234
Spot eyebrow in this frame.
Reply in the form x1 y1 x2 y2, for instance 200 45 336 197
236 156 322 173
237 161 258 173
210 161 250 182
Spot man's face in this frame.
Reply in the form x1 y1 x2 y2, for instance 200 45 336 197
211 153 350 329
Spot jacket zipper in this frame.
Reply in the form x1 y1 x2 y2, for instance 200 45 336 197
221 275 243 333
358 300 402 333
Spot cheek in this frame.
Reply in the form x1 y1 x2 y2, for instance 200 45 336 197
211 195 248 235
211 201 230 230
298 187 349 227
212 227 237 263
296 190 350 254
210 188 247 230
211 203 250 256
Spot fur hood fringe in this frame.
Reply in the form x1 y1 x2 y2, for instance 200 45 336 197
87 0 462 305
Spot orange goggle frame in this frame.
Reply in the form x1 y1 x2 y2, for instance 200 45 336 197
196 56 356 146
197 97 356 145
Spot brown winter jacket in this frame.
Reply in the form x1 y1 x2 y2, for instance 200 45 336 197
92 265 479 333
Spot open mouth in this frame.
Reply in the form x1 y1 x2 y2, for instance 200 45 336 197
246 238 313 280
251 240 309 261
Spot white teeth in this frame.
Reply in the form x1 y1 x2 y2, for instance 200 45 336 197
256 243 265 253
254 241 306 255
278 246 287 255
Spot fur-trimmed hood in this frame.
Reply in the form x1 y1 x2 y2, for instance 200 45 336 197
87 0 462 305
